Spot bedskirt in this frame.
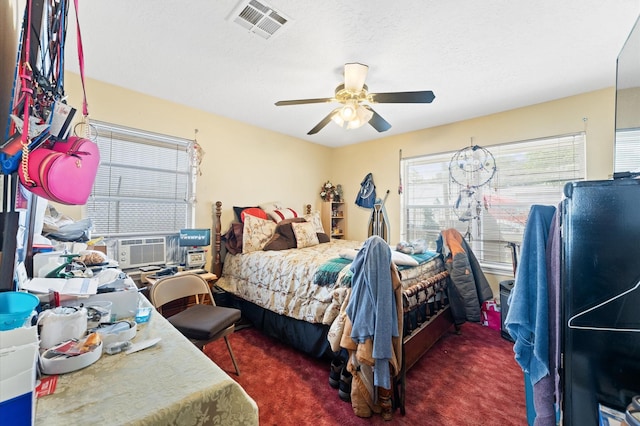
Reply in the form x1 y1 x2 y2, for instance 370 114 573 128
222 264 451 359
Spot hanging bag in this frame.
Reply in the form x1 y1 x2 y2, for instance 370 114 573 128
355 173 376 208
20 136 99 205
18 0 99 205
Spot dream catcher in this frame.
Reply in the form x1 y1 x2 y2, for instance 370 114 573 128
189 129 205 176
448 144 496 237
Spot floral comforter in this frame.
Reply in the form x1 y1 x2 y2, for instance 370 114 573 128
216 239 445 326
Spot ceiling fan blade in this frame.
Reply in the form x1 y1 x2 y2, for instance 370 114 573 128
307 108 341 135
275 97 334 106
344 63 369 92
370 90 435 104
363 105 392 132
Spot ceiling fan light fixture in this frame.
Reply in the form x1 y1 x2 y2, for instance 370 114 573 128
357 104 373 123
346 106 374 129
331 114 345 127
346 118 366 130
338 102 357 121
332 102 373 129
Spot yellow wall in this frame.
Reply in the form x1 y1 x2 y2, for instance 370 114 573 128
330 88 615 244
59 73 332 232
58 74 616 290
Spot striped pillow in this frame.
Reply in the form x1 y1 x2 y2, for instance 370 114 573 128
266 207 298 223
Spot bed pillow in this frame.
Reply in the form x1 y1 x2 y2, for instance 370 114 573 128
263 218 305 251
291 221 320 249
317 232 330 243
338 247 419 266
240 207 267 222
233 206 258 222
262 234 287 251
339 248 359 260
265 207 299 223
258 201 283 212
242 214 276 253
303 211 325 233
391 250 420 266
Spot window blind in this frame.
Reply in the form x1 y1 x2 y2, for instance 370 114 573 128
87 121 194 236
401 133 586 269
614 128 640 173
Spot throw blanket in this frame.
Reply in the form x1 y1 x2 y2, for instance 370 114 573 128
409 251 438 265
314 257 351 286
316 250 439 287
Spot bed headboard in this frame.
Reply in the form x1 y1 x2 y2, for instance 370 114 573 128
210 202 313 278
212 201 222 277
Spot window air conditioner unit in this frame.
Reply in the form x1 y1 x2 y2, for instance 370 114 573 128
117 237 166 270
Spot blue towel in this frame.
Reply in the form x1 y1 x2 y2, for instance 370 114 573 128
505 205 556 385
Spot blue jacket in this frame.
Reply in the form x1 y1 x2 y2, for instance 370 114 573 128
346 236 398 390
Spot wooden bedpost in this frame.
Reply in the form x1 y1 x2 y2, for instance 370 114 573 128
305 204 311 214
211 201 222 277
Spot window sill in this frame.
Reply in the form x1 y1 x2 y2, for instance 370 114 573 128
480 262 514 278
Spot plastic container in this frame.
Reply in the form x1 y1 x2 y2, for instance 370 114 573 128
624 396 640 426
135 307 152 324
86 300 113 328
0 292 39 331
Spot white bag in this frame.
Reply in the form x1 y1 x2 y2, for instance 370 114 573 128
38 307 87 350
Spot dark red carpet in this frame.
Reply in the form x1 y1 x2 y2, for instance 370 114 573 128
204 322 527 425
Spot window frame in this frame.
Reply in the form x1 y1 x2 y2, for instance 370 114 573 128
86 121 196 238
400 133 586 273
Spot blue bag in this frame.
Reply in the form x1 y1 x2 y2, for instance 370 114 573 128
355 173 376 208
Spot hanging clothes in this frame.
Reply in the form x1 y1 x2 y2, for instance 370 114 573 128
504 204 557 426
355 173 376 208
437 228 494 325
339 235 403 420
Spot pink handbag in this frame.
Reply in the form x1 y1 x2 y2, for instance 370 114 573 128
17 0 99 205
19 136 100 205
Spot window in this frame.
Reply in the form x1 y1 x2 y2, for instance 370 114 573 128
401 133 586 270
614 128 640 174
86 121 195 237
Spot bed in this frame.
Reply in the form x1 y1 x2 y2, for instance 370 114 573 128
210 201 456 378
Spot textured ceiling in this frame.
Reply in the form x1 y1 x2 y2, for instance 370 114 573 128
64 0 640 147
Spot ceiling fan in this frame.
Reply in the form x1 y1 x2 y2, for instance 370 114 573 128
274 63 435 135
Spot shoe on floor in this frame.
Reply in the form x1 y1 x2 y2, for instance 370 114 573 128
329 357 344 389
338 368 352 402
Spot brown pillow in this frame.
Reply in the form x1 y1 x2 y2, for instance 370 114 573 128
263 234 292 251
275 217 306 240
317 233 330 243
263 217 306 251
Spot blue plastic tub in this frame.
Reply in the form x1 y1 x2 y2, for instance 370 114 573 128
0 292 39 331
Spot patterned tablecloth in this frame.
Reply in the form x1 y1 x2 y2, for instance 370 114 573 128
35 296 258 425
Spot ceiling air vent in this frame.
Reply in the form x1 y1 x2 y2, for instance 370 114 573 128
229 0 290 40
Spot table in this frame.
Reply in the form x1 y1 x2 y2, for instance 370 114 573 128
35 295 258 425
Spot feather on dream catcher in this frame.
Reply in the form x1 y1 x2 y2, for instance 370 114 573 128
448 144 496 237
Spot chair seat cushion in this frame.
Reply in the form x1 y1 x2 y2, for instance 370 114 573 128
168 304 241 341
